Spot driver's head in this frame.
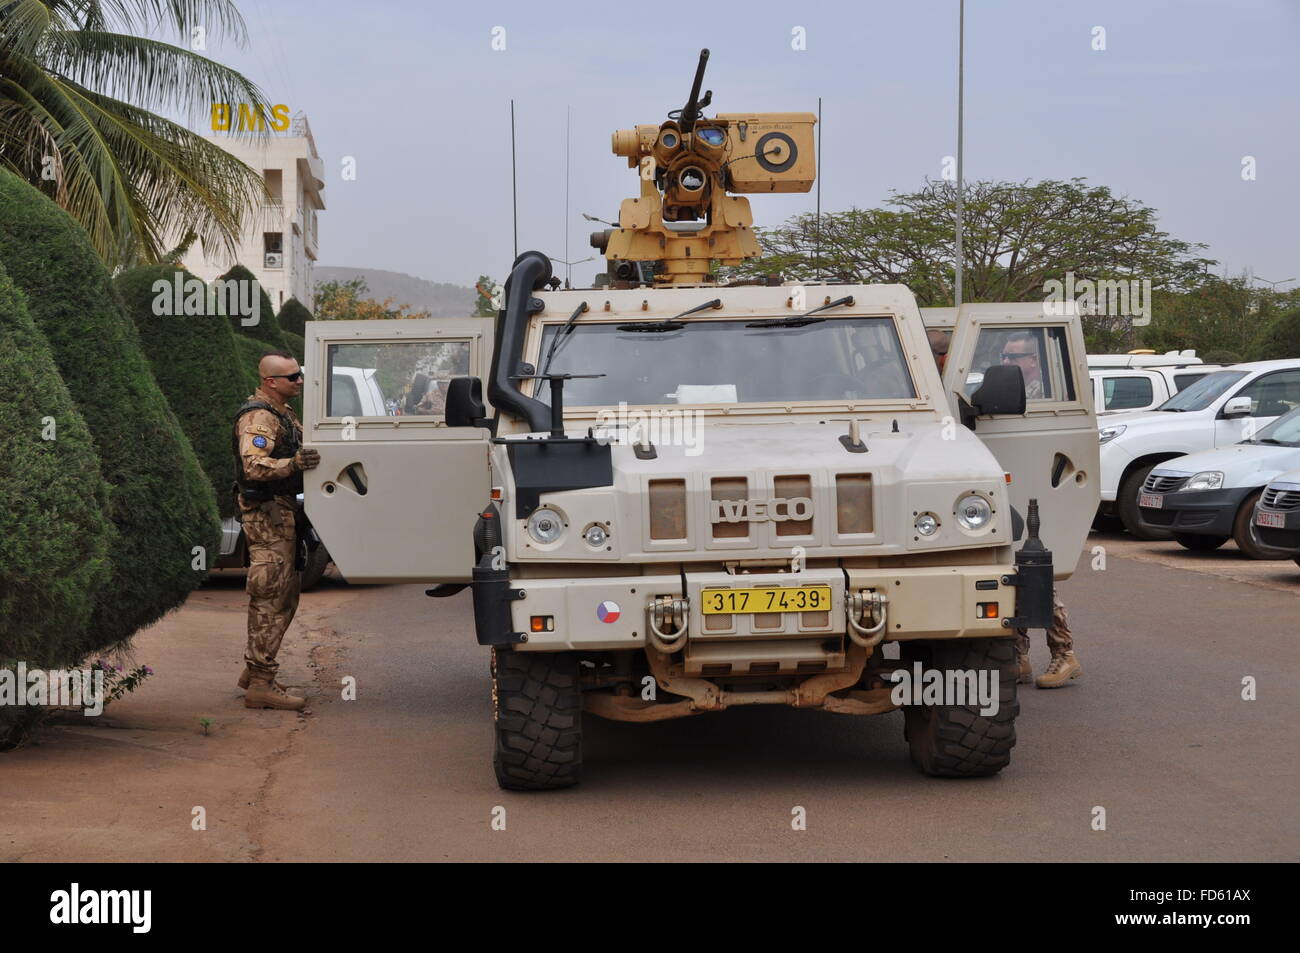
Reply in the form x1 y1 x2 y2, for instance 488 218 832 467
1000 332 1041 384
926 329 950 373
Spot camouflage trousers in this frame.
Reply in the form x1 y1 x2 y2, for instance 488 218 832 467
239 497 300 677
1014 590 1073 658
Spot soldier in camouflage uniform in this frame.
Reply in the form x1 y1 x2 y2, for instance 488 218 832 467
1015 590 1082 688
233 351 319 710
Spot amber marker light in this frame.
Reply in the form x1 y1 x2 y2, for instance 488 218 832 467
977 602 1000 619
530 616 554 632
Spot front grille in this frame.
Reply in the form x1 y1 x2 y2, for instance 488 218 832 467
1143 473 1188 493
1261 487 1300 511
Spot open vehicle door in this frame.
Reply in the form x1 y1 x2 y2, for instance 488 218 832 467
944 304 1099 578
303 318 494 583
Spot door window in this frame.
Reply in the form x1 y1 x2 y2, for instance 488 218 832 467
1102 375 1153 410
1231 369 1300 418
966 326 1076 402
325 341 471 420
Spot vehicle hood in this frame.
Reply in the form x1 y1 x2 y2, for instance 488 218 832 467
1150 443 1300 486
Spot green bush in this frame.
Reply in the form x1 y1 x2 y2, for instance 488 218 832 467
0 172 220 653
1202 349 1243 365
277 297 312 337
1245 307 1300 362
0 262 113 673
218 263 286 348
282 330 305 363
116 265 249 519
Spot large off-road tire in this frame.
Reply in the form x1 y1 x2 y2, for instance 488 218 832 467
298 545 331 591
900 637 1019 778
1119 462 1173 540
1232 489 1288 560
492 647 583 791
1173 532 1229 552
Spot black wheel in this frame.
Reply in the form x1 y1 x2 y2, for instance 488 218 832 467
1232 489 1288 560
1119 463 1173 540
1173 532 1229 552
1091 512 1123 533
492 647 583 791
900 638 1019 777
298 545 331 590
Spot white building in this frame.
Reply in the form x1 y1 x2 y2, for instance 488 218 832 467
186 113 326 310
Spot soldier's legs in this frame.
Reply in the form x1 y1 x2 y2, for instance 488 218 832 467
1045 592 1074 656
242 502 300 678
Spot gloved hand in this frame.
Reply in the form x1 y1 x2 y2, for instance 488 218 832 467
294 447 321 471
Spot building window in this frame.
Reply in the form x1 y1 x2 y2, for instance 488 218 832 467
263 169 282 204
264 233 283 270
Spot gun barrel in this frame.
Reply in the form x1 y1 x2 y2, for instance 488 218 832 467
680 48 710 133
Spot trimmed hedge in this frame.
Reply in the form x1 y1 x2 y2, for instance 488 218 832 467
277 297 312 337
0 262 112 676
218 263 286 347
282 331 305 363
116 265 249 519
1245 308 1300 362
0 172 220 652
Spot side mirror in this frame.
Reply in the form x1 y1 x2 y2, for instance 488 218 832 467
446 377 489 428
1221 395 1253 417
971 364 1027 417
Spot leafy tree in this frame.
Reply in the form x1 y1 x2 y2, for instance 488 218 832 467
0 0 270 266
1138 275 1273 358
1245 306 1300 362
115 264 248 518
729 178 1216 350
0 171 219 653
314 277 432 321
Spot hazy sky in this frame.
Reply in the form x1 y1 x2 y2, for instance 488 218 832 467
201 0 1298 290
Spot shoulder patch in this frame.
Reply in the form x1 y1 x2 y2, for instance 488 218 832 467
252 435 268 448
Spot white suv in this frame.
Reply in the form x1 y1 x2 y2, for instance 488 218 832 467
1096 360 1300 537
1090 364 1220 415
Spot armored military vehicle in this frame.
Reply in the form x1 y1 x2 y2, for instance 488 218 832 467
302 51 1099 789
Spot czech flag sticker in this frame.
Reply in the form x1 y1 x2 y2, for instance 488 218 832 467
596 600 621 623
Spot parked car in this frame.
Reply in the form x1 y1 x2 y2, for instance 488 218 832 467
1097 360 1300 538
1252 468 1300 567
1090 363 1221 415
1135 406 1300 556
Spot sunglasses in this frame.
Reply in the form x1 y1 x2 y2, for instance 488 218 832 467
266 372 303 382
1000 351 1035 361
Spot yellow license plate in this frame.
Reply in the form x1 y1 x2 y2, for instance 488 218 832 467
701 586 833 615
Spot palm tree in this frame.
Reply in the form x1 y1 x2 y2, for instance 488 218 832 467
0 1 271 266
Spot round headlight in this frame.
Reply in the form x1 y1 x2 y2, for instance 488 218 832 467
915 513 940 537
955 494 993 531
583 524 608 547
526 507 565 544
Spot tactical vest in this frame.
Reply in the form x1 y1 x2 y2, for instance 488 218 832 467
232 400 303 502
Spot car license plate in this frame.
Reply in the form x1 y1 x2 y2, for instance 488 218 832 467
701 586 832 615
1255 510 1285 529
1139 492 1163 509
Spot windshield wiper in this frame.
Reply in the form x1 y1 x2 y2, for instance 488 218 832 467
1253 437 1288 445
617 298 721 332
539 301 589 377
745 295 855 329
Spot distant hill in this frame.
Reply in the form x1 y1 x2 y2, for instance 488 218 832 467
314 266 477 317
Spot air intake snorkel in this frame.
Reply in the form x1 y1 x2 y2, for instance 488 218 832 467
489 250 554 433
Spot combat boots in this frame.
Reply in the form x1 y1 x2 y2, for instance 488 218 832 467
244 674 306 710
237 666 288 692
1035 651 1082 689
1016 654 1034 684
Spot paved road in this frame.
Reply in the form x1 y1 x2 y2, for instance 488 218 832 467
3 539 1297 862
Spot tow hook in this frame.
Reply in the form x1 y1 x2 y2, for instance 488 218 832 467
846 590 888 648
647 596 689 653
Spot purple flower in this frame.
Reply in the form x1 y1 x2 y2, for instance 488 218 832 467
143 666 154 676
113 664 123 672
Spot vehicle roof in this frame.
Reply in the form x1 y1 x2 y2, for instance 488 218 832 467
1223 359 1300 372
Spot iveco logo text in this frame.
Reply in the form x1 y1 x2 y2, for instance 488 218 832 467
711 497 813 523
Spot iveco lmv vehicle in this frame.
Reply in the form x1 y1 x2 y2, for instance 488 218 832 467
302 51 1099 789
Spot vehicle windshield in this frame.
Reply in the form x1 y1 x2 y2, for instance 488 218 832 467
1156 370 1246 412
534 316 917 406
1248 406 1300 447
